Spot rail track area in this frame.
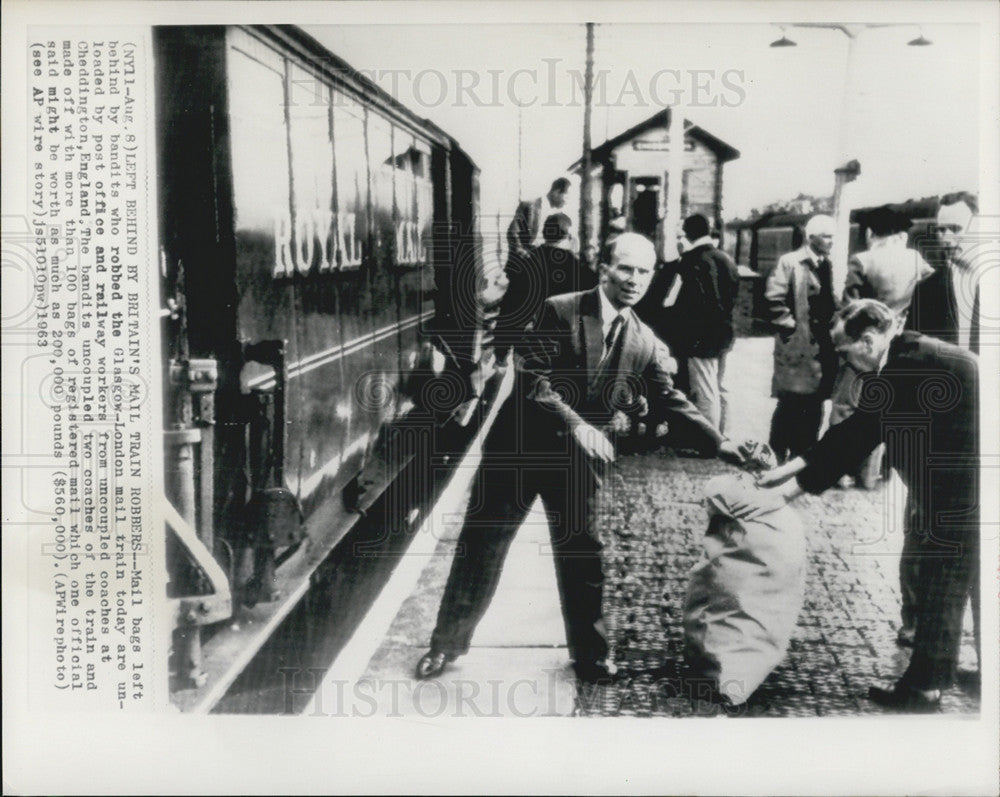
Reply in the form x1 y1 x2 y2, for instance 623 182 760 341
216 337 980 717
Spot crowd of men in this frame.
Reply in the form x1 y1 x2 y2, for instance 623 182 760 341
416 178 982 714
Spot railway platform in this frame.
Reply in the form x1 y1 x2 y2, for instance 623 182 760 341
284 337 981 718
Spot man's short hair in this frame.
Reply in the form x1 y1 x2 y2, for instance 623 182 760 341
550 177 571 194
866 206 911 237
682 213 711 241
835 299 896 340
939 191 978 214
542 212 572 244
609 232 656 268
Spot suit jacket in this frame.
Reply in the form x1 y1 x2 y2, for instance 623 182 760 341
499 244 599 335
490 287 723 461
907 264 981 354
798 332 979 539
506 198 543 265
666 243 740 358
765 246 838 396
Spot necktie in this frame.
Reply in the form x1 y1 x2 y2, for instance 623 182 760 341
971 284 980 354
813 257 835 324
603 315 625 360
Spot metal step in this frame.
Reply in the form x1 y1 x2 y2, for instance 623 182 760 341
170 367 511 713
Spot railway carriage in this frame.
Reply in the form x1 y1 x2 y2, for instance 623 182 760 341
153 25 491 707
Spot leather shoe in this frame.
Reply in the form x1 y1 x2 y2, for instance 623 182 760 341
414 650 455 680
868 682 941 713
572 661 618 684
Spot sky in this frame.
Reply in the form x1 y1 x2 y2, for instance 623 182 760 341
309 21 980 226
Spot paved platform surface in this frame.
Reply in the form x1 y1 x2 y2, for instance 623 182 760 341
322 337 980 718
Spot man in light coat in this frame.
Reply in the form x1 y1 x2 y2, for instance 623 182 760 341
764 214 838 463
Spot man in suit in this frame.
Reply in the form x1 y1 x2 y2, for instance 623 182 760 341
416 233 745 682
506 177 572 269
764 214 838 463
758 299 979 712
498 212 598 338
669 213 740 431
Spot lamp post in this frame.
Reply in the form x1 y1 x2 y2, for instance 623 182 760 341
662 106 684 263
769 24 932 295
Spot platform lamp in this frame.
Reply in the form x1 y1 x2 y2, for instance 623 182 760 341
769 28 797 47
768 23 933 295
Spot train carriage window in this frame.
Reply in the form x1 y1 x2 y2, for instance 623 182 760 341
332 93 367 270
225 39 292 284
365 113 399 402
390 129 418 266
367 114 394 268
415 141 432 267
287 64 334 276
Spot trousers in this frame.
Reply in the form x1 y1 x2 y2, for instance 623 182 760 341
687 353 729 433
768 392 826 464
899 530 978 690
899 497 980 688
430 449 608 665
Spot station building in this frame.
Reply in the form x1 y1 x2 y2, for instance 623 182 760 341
570 108 740 253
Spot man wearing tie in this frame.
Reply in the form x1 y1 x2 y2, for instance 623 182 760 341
415 233 744 683
764 214 839 463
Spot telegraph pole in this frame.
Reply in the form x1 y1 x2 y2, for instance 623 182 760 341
580 22 595 268
517 105 523 201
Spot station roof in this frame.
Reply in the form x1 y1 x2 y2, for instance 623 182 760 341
727 194 968 230
569 108 740 171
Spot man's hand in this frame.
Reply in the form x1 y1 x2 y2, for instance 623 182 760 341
774 322 795 344
606 411 631 435
717 439 747 467
755 456 807 488
573 423 615 463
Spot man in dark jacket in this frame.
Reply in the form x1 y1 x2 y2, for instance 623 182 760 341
498 212 597 338
505 177 572 268
669 213 740 431
908 193 981 354
901 193 981 659
758 299 979 712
